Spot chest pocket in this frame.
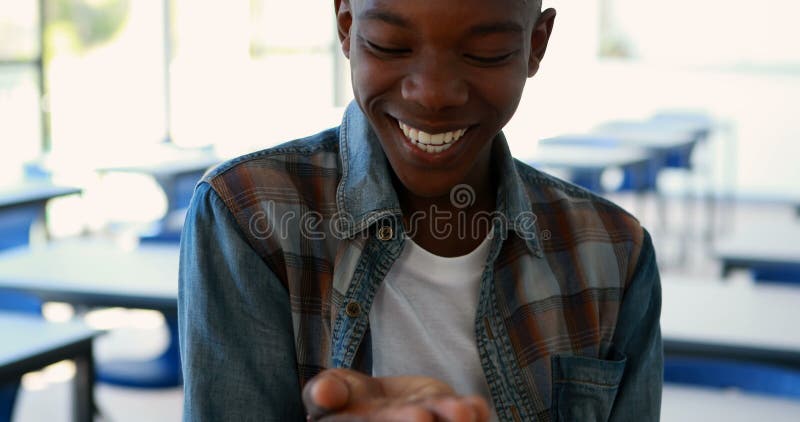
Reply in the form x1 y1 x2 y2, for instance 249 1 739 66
551 349 627 422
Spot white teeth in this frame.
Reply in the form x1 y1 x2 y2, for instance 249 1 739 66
413 141 449 154
418 131 431 143
397 120 469 153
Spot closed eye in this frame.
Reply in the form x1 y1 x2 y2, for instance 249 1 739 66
465 51 516 65
366 40 411 56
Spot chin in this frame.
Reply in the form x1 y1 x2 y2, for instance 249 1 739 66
397 172 462 199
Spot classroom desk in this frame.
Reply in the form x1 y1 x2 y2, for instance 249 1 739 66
0 182 82 250
522 143 654 192
542 123 697 161
0 239 177 311
552 123 703 263
0 239 180 388
0 182 81 211
96 146 220 214
661 384 800 422
715 223 800 279
661 275 800 369
593 120 701 168
0 313 100 422
650 111 715 140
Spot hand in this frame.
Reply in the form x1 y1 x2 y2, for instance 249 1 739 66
303 368 490 422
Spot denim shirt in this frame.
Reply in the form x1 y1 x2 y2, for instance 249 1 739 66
178 102 663 422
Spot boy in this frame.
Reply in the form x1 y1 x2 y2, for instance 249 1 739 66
179 0 662 421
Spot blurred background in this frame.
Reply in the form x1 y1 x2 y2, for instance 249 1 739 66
0 0 799 421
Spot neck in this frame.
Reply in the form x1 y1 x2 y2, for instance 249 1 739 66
394 141 498 257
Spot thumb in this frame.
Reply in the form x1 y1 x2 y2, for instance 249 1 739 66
303 368 384 419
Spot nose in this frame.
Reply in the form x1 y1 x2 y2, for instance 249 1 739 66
401 54 468 112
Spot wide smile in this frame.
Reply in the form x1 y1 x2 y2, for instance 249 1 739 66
396 120 471 154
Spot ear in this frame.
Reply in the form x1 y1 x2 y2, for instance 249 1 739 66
334 0 354 59
527 8 557 78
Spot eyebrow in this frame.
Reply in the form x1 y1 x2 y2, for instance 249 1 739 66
467 21 525 36
359 9 524 36
359 9 411 28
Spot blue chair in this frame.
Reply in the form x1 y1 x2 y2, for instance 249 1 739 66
1 178 49 420
647 115 711 169
89 213 182 388
137 207 186 245
664 357 800 400
138 231 182 244
95 314 182 388
650 111 714 141
595 120 700 171
0 204 40 251
751 263 800 285
90 216 184 388
539 135 663 193
0 291 42 315
164 171 204 213
0 290 43 422
106 209 185 388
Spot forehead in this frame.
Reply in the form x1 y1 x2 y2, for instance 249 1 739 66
351 0 538 30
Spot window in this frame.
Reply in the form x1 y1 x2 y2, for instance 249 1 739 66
45 0 166 163
170 0 344 155
596 0 800 198
599 0 800 70
0 1 42 182
0 1 352 233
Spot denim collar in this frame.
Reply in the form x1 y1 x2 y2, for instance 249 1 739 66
336 101 542 256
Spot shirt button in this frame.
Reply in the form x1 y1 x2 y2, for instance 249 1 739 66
377 226 393 241
345 301 361 318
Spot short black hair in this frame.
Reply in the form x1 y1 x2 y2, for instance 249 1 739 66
526 0 543 10
525 0 544 21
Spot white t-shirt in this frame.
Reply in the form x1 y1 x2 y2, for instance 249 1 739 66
370 232 497 419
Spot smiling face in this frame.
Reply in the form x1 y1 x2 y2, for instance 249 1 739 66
335 0 555 199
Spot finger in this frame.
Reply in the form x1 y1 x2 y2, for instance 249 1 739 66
461 396 490 422
304 371 355 419
318 402 431 422
372 404 436 422
422 396 490 422
377 376 454 399
425 397 478 422
304 374 349 419
317 412 369 422
303 369 385 419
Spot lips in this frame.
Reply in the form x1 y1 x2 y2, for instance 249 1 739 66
397 120 469 154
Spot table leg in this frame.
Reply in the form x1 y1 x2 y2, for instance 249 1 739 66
73 343 95 422
721 262 733 278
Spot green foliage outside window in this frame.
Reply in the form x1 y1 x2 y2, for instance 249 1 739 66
44 0 130 61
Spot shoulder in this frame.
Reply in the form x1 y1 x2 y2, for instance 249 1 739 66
204 127 341 183
188 127 343 279
513 159 647 286
200 127 341 213
512 158 642 229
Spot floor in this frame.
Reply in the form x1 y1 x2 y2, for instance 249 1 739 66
10 190 800 422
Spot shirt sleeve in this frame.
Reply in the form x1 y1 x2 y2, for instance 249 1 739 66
608 229 664 421
178 182 305 422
